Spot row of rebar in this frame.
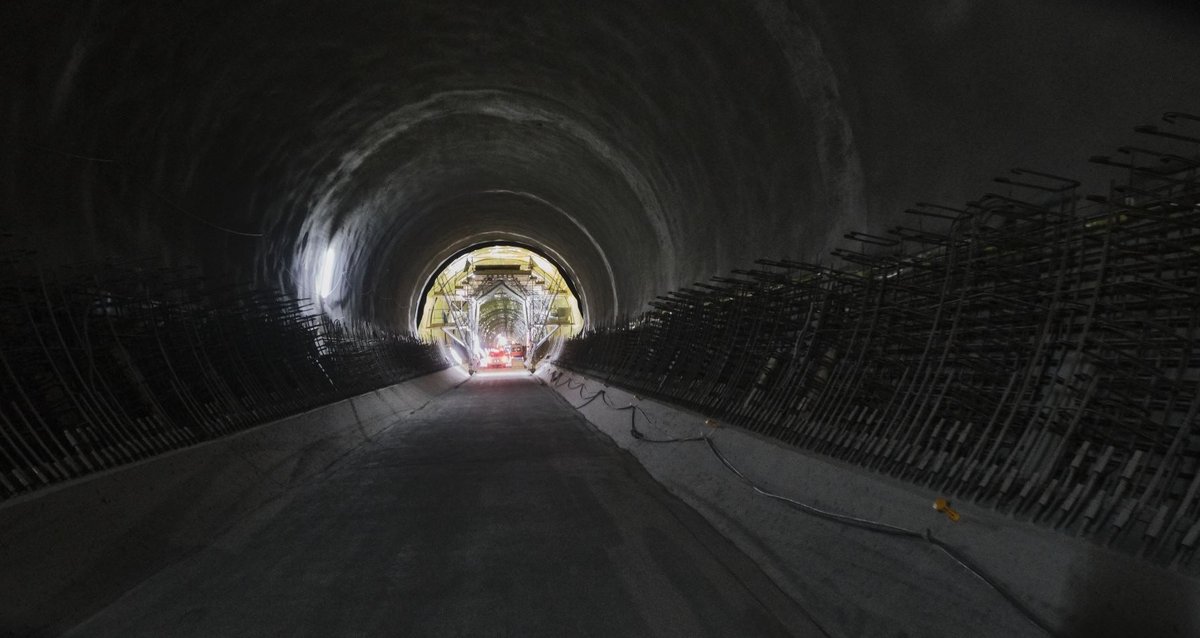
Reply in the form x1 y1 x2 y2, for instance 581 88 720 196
558 112 1200 573
0 254 447 501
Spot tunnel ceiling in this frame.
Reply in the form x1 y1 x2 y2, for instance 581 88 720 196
4 1 1200 329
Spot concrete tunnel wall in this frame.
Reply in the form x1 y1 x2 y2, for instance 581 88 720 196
3 1 1200 635
538 365 1200 637
0 367 471 635
5 0 1200 331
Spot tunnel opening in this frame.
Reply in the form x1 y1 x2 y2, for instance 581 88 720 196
416 242 583 370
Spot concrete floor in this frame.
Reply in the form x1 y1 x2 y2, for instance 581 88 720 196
64 370 822 637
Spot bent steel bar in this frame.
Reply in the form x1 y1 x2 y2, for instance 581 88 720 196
557 112 1200 574
0 256 448 501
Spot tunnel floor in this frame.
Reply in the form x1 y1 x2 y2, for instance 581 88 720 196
64 371 820 637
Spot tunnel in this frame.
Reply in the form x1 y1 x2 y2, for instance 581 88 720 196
3 1 1200 636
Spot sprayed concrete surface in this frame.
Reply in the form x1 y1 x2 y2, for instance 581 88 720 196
0 368 470 636
7 370 822 637
7 2 1200 329
5 360 1197 638
539 365 1200 638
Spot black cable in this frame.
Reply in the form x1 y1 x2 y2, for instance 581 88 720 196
562 373 710 443
572 392 602 410
629 407 706 444
556 372 1058 637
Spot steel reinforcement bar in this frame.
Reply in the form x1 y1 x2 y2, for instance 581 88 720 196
0 255 447 501
556 112 1200 573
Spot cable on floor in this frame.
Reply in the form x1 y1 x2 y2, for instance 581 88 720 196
555 371 705 443
547 369 1057 637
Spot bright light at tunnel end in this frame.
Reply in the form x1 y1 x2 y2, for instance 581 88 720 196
317 246 337 299
416 243 585 356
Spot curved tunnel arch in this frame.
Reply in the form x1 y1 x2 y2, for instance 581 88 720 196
3 0 1200 335
277 91 681 329
4 3 1200 634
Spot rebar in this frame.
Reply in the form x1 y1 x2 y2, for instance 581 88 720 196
557 112 1200 574
0 256 447 502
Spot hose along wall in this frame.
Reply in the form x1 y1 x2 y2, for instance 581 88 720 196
547 369 1057 636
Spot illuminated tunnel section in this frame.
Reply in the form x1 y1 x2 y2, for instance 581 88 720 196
416 244 584 365
3 1 1200 636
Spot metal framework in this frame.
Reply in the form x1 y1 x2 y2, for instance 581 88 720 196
429 259 570 356
557 112 1200 573
0 256 447 500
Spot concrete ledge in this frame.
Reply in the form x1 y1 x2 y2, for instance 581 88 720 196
539 364 1200 638
0 367 470 637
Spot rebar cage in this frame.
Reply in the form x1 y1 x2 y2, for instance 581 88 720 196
557 112 1200 574
0 257 447 500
